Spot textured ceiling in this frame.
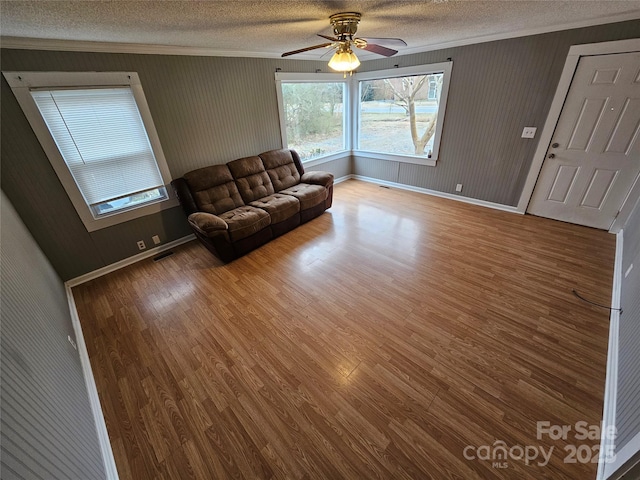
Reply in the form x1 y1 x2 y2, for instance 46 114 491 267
1 1 640 60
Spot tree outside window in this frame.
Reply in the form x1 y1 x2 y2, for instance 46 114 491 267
280 82 345 161
276 63 451 165
359 73 444 157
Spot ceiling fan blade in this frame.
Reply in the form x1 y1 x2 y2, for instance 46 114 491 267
358 43 398 57
317 34 339 42
359 37 407 47
281 43 333 57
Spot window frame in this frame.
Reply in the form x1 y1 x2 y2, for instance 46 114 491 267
3 71 178 232
353 62 453 167
275 72 351 168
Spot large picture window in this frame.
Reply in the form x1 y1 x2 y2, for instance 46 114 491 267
276 73 348 163
355 63 452 166
3 71 177 232
275 63 451 167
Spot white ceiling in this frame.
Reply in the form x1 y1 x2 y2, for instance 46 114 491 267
1 1 640 60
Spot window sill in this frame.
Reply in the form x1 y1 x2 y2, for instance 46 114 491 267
300 150 438 169
83 196 180 232
301 151 350 168
353 150 437 167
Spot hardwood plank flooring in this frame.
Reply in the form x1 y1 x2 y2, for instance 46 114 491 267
73 180 616 479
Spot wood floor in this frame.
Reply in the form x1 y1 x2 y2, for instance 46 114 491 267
73 180 616 480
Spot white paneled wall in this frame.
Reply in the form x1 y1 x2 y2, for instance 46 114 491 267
0 191 106 479
609 199 640 478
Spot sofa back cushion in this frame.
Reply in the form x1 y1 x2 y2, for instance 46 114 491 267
227 156 275 203
183 164 244 215
259 149 301 192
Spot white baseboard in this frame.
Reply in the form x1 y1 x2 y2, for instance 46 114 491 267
609 432 640 480
346 175 521 214
66 284 119 480
63 233 195 479
598 230 624 480
334 174 352 185
66 234 195 288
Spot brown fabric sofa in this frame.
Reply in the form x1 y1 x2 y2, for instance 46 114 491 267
172 149 334 262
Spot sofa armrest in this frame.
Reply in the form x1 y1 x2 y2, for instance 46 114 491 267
301 171 334 188
188 212 228 237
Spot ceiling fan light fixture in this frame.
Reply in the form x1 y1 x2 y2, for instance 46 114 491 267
328 46 360 73
281 12 403 69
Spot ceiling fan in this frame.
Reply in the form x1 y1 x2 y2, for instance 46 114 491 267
282 12 407 73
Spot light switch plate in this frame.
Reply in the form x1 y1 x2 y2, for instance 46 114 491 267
522 127 537 138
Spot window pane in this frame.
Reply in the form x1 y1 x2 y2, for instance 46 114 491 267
90 187 167 217
359 73 443 157
281 82 345 161
31 87 165 214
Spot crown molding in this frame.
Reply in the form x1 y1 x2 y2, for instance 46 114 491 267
391 11 640 60
0 36 281 58
1 11 638 60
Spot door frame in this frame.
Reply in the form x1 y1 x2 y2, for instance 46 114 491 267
517 38 640 232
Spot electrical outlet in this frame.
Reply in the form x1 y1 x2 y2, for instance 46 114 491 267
455 184 463 192
137 240 146 250
152 235 161 245
522 127 537 138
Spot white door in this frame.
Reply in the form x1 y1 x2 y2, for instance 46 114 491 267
528 51 640 230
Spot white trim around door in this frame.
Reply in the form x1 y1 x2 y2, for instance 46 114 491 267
517 38 640 233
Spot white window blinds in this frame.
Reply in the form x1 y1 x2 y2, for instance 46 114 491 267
30 87 165 207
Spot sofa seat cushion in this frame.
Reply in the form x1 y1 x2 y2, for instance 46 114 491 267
279 183 327 210
219 206 270 242
249 193 300 224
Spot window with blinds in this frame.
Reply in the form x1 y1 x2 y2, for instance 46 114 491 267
30 87 168 218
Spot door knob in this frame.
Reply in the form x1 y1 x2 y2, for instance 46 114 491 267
548 153 556 159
